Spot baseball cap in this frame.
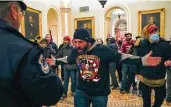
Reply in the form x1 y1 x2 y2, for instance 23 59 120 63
18 1 27 11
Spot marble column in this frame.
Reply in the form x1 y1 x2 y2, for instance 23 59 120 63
60 8 71 39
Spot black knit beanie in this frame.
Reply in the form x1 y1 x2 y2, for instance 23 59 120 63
73 28 91 42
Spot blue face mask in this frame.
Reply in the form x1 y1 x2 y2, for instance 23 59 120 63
149 33 160 43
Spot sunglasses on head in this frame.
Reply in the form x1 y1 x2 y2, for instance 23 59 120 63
149 28 158 33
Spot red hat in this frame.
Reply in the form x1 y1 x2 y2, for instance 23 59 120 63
64 36 71 41
147 24 158 34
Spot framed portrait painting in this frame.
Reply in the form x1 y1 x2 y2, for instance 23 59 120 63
21 7 42 40
138 8 165 37
74 17 95 37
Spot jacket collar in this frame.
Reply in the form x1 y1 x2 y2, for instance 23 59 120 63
0 18 37 46
0 18 11 28
86 41 98 52
0 18 22 37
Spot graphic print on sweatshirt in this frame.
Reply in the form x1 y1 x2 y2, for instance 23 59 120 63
76 55 100 82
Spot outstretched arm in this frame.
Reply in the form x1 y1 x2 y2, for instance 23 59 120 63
46 46 161 68
107 44 161 67
121 51 161 66
46 48 78 66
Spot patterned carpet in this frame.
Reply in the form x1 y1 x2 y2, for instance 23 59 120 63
51 71 170 107
55 89 170 107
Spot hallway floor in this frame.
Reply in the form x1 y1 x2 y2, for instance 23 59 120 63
56 89 170 107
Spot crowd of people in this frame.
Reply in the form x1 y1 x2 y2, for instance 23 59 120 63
95 24 171 107
1 1 171 107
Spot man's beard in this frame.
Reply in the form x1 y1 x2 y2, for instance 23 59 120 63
126 38 131 41
77 44 89 54
63 43 69 47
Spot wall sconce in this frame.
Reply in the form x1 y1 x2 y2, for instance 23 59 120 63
118 14 121 19
98 0 107 8
112 9 125 20
117 11 125 20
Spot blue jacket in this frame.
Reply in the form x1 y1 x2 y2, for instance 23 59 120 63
0 19 63 107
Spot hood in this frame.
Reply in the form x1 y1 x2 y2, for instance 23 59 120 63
86 41 98 52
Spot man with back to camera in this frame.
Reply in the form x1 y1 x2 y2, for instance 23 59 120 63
46 29 162 106
106 37 120 90
0 1 63 107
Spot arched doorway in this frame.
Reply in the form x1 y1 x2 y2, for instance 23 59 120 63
47 8 59 45
101 5 130 42
114 18 127 41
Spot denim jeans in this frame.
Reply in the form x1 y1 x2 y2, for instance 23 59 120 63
116 63 122 82
74 89 108 107
109 62 118 87
63 69 76 94
121 64 136 90
76 69 79 86
61 64 64 80
166 70 171 102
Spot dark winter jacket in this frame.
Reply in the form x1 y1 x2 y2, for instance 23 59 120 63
135 38 171 80
49 42 58 54
59 43 64 51
0 19 63 107
42 45 56 59
107 38 119 52
57 44 77 71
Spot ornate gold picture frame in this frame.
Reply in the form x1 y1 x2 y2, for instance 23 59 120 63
21 7 42 41
138 8 165 37
74 17 95 38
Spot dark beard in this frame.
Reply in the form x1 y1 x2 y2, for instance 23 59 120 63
63 43 69 47
77 44 89 54
126 38 131 41
83 45 89 52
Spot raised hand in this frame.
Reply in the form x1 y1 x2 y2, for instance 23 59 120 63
164 60 171 67
142 51 161 66
46 55 56 66
38 54 50 73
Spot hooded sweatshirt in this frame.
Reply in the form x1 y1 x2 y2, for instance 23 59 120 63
66 41 142 96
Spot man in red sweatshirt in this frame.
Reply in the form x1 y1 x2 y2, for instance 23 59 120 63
120 33 137 94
